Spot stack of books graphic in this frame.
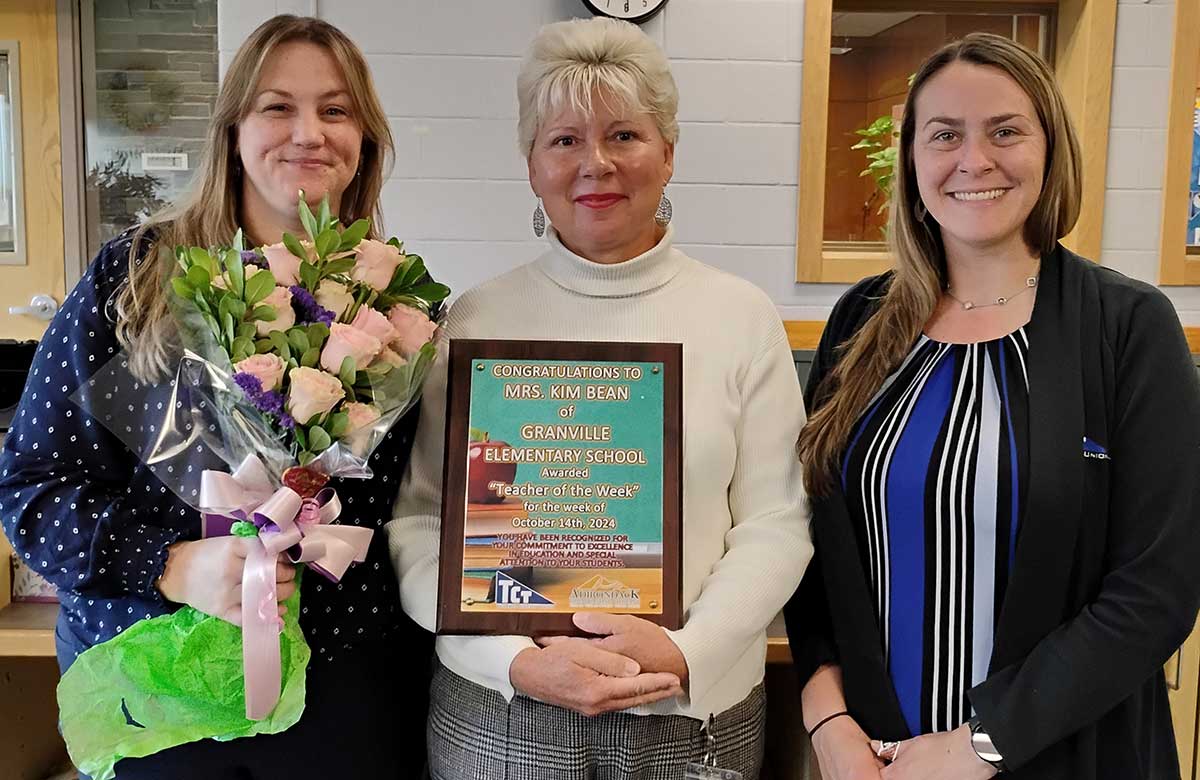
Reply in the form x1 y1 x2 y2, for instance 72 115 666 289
462 501 532 603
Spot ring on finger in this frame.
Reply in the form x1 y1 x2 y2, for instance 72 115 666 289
876 740 900 762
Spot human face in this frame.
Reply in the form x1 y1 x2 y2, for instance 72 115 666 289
912 62 1046 257
528 91 674 264
237 40 362 232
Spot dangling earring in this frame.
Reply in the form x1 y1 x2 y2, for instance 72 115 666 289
532 198 546 238
913 199 927 223
655 192 672 226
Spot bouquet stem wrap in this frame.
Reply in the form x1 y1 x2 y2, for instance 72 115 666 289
199 455 371 720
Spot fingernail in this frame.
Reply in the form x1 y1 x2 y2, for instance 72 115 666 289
624 662 639 676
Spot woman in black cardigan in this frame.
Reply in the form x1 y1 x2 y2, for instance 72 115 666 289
785 33 1200 780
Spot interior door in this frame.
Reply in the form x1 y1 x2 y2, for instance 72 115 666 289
0 0 64 343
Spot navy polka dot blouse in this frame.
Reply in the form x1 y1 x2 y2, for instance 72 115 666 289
0 231 425 668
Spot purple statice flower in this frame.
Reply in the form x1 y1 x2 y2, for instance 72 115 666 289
240 250 259 264
233 372 264 404
256 390 285 417
289 285 336 326
278 412 296 430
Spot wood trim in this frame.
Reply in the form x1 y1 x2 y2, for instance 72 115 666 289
0 603 56 657
836 0 1056 9
785 320 1200 354
1158 0 1200 286
1054 0 1116 261
795 0 832 282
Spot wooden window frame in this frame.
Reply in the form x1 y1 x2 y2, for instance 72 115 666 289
796 0 1117 283
0 40 27 266
1157 0 1200 286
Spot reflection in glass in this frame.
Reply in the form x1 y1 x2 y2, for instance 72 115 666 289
0 53 15 253
1187 48 1199 248
824 10 1052 245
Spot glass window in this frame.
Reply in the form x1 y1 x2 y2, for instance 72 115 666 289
0 49 20 258
82 0 219 257
823 9 1052 245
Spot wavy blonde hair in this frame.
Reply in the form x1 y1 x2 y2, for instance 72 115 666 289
799 32 1082 496
517 17 679 157
115 14 394 382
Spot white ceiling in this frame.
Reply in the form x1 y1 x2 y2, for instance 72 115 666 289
831 12 921 38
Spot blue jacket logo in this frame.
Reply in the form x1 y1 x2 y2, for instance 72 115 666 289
494 571 553 606
1083 437 1110 460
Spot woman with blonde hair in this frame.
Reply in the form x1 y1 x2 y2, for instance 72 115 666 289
785 32 1200 779
388 16 810 779
0 15 430 777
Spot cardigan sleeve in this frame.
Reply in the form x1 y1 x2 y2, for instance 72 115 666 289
968 288 1200 770
0 238 184 601
664 325 813 708
385 300 536 701
783 273 889 688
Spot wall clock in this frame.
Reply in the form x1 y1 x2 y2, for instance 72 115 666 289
581 0 669 25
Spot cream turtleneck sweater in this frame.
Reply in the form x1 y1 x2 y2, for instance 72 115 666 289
386 226 812 720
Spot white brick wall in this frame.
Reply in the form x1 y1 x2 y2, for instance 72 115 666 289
1103 0 1200 324
218 0 1198 326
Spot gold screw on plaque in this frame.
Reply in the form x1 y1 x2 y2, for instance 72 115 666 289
476 364 485 371
652 366 660 374
649 600 659 608
464 598 476 605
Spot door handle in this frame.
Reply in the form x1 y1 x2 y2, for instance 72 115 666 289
8 294 58 321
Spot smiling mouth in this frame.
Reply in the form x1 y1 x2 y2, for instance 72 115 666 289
950 188 1010 202
575 194 624 209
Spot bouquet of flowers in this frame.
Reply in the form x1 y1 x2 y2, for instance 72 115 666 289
56 195 448 779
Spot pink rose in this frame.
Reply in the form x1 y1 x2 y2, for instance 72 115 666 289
350 306 397 345
315 279 354 320
341 402 382 456
387 304 438 357
376 347 406 368
261 240 315 286
234 353 286 391
256 286 296 336
351 239 404 290
286 367 344 424
320 322 383 374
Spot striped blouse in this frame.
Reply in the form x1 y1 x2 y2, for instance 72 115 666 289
841 327 1030 736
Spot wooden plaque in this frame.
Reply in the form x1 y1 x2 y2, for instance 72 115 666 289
436 339 683 636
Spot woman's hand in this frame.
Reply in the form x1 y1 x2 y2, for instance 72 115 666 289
509 642 683 716
810 715 886 780
874 725 998 780
156 537 296 625
538 612 690 689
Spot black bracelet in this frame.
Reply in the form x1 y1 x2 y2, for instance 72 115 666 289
807 710 851 740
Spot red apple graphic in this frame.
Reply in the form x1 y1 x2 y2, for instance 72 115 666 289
467 429 516 504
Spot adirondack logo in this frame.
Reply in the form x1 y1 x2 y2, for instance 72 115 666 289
1083 437 1110 460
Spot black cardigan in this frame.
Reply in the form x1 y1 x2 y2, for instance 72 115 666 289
784 245 1200 779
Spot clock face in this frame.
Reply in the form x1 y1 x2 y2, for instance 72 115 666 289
581 0 669 25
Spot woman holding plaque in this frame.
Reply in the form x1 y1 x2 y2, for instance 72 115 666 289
0 16 431 778
785 34 1200 780
387 17 811 779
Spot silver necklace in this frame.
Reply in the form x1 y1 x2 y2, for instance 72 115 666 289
946 275 1038 311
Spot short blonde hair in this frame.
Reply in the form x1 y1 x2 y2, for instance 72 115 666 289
517 17 679 157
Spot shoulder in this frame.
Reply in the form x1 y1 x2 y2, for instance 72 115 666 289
442 262 542 334
1061 247 1182 345
823 271 894 346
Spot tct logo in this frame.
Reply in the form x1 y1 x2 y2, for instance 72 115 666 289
493 571 554 607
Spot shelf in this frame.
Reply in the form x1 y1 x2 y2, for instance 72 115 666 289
767 636 792 665
0 601 57 657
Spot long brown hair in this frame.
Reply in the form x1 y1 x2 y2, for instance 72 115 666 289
115 15 394 382
798 32 1082 496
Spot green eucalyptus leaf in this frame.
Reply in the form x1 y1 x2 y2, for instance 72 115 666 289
407 282 450 303
299 450 315 466
308 426 331 452
255 338 273 354
295 427 308 450
252 304 277 321
328 411 349 439
188 247 215 275
299 260 319 290
301 347 320 368
222 311 236 345
170 277 194 299
306 322 331 348
282 231 308 262
286 328 309 354
226 249 245 298
231 336 254 361
185 265 212 289
237 322 257 341
298 198 319 242
320 258 356 278
233 228 246 253
339 356 357 387
316 228 339 259
244 269 277 306
338 219 370 250
317 196 331 232
268 330 292 361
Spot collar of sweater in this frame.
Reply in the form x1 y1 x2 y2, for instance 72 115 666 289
536 224 685 298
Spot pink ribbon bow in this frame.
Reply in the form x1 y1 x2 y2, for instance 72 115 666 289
199 455 373 720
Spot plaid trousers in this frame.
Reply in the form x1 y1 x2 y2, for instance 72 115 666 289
428 661 766 780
